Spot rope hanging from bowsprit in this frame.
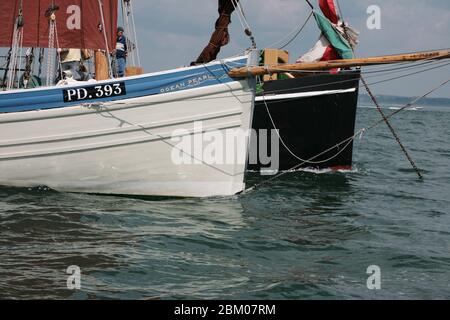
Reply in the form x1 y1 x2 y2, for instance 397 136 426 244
360 77 423 179
243 74 450 194
335 0 423 179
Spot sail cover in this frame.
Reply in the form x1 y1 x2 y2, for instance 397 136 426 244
192 0 239 65
0 0 118 51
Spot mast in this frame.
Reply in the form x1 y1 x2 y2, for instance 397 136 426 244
228 49 450 77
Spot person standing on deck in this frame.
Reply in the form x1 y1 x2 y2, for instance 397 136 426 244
114 27 128 77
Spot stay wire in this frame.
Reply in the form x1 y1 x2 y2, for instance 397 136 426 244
263 11 313 50
340 0 435 178
232 0 256 48
279 11 314 50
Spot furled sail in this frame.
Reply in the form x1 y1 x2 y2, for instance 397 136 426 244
297 0 358 63
0 0 118 51
192 0 239 65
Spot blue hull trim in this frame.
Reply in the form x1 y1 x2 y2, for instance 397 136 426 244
0 58 247 114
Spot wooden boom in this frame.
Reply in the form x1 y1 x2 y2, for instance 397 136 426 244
228 49 450 77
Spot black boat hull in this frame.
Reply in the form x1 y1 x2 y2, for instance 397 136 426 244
249 70 361 172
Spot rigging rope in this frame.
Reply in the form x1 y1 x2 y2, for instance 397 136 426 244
1 49 12 89
362 77 423 179
336 0 422 179
54 20 63 82
98 0 113 78
231 0 256 48
257 77 352 165
242 1 450 191
46 14 57 86
367 61 450 85
364 78 450 132
263 11 312 49
38 48 45 79
22 48 34 88
120 0 142 67
7 29 23 89
120 1 134 66
279 11 314 50
7 2 24 90
129 0 141 67
244 75 450 193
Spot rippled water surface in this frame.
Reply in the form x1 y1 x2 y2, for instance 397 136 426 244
1 103 449 299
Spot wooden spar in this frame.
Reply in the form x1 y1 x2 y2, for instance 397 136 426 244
95 50 109 81
228 49 450 77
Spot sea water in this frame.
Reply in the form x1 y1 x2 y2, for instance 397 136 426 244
0 101 449 299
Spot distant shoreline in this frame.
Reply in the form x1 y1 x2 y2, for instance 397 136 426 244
359 94 450 107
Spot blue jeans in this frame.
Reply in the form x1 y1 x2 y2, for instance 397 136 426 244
116 57 126 77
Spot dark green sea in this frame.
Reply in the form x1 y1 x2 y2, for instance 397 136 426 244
1 101 449 300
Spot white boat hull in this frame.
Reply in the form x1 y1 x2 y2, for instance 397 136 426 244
0 59 255 197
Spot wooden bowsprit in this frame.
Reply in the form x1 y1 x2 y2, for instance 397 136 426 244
228 50 450 77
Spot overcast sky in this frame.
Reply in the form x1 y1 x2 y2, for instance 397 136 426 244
129 0 450 98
